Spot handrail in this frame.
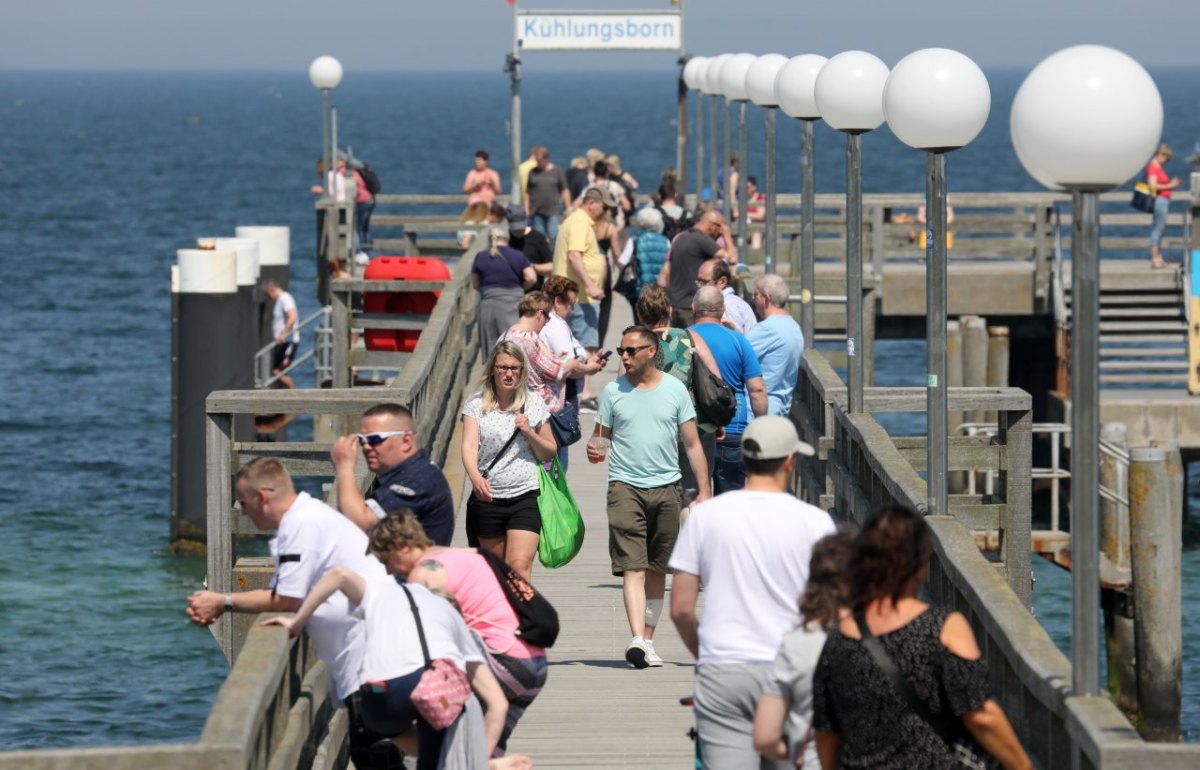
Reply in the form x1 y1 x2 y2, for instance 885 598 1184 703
253 306 333 388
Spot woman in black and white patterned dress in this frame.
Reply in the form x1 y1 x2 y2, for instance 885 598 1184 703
461 340 556 581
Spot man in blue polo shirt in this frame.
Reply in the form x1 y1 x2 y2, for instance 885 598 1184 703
331 403 456 545
689 286 767 493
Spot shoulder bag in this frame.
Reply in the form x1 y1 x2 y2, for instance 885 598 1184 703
400 583 473 731
1130 182 1156 213
853 611 1001 770
687 330 737 427
549 400 581 447
476 546 560 647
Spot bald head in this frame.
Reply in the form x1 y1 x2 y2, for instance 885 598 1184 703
693 285 725 320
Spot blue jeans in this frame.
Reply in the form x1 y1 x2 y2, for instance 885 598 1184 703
713 439 746 495
530 213 559 242
355 198 375 252
1149 195 1169 247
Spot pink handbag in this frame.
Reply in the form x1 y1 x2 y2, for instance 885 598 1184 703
401 584 472 730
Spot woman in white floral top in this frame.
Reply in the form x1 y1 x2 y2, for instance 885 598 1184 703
500 293 604 413
462 340 557 580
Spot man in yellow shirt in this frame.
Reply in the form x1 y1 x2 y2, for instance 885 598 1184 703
551 186 612 350
518 145 542 196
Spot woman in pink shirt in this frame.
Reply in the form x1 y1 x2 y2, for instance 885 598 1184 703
463 149 503 223
370 512 549 758
1146 144 1181 269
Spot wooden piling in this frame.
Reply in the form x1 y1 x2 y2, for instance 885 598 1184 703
962 316 988 426
985 325 1010 423
1099 422 1135 714
947 319 965 493
1128 446 1183 741
1151 440 1185 548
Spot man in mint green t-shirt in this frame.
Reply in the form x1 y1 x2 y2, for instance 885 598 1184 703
588 325 711 669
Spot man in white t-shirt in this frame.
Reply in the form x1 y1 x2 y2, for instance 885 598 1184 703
263 279 300 389
669 416 835 770
185 457 394 768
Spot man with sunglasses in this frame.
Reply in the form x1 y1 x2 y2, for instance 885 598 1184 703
331 403 456 546
587 325 710 669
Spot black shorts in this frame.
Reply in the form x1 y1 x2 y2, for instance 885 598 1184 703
272 341 298 370
465 488 541 545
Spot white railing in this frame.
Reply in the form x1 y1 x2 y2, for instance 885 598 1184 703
253 306 333 388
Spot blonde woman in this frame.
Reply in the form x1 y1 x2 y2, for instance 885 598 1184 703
462 341 557 580
472 227 536 356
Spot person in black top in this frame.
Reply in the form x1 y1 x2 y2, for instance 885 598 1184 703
662 209 738 327
506 203 552 292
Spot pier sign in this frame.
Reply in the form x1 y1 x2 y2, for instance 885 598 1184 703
517 12 682 51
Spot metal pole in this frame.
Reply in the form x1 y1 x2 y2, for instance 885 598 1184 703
723 98 733 215
801 119 815 349
846 133 864 413
677 63 688 198
321 89 332 193
737 100 749 252
764 106 777 274
709 95 718 207
927 152 948 516
509 7 522 203
695 89 705 205
1071 188 1101 696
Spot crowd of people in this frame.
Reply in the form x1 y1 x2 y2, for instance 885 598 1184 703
186 145 1033 769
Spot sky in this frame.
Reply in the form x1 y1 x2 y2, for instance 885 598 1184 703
2 0 1199 72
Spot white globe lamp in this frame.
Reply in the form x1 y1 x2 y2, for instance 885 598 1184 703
744 54 789 275
702 54 733 95
814 50 889 134
884 48 990 152
718 53 757 102
746 54 788 108
308 56 343 90
775 54 827 120
683 56 709 91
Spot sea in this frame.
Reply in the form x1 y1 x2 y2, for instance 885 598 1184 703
0 67 1198 750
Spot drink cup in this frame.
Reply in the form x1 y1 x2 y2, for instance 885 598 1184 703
587 436 610 463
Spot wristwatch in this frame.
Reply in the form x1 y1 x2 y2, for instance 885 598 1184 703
224 594 234 611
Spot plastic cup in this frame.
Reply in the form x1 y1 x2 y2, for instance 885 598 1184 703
587 436 610 463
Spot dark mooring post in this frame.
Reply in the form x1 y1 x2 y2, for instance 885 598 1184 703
1128 446 1182 741
171 248 240 546
1099 422 1136 715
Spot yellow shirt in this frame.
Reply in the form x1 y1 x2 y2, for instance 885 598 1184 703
552 208 604 304
519 158 538 194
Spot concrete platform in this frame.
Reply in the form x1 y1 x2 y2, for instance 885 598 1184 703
1049 388 1200 453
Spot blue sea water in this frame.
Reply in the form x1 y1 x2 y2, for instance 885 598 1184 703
0 67 1198 749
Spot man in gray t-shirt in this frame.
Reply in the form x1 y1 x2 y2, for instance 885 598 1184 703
522 147 571 241
665 210 737 326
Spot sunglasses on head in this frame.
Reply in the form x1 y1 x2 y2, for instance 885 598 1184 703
357 430 412 447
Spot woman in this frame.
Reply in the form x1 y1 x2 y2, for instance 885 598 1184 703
1146 144 1181 269
500 293 604 416
606 154 639 206
472 227 536 356
462 149 502 224
812 506 1032 770
262 564 526 770
632 207 670 298
462 341 557 580
369 512 550 759
593 209 621 349
754 532 856 769
539 275 595 469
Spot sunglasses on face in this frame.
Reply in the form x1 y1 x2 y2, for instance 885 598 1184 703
615 344 652 357
357 430 412 447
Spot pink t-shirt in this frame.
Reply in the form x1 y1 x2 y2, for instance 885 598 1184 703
464 168 502 206
1147 161 1172 200
426 548 545 659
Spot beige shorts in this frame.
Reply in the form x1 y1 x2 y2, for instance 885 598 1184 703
606 480 682 575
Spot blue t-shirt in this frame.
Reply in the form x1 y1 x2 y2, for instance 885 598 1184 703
472 246 530 291
367 448 455 546
597 374 696 488
689 321 762 436
746 314 805 417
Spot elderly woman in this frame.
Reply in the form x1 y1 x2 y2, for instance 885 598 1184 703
472 227 536 356
812 506 1032 770
1146 143 1181 269
632 207 670 298
369 512 550 760
462 341 557 580
500 293 604 415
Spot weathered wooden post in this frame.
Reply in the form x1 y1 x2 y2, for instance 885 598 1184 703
1099 422 1135 714
985 326 1010 423
1128 446 1182 741
962 315 988 425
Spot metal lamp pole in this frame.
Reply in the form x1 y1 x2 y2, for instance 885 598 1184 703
845 132 865 413
764 106 777 273
801 119 816 347
926 152 949 515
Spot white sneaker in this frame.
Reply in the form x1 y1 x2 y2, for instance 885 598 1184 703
644 640 664 667
625 636 649 669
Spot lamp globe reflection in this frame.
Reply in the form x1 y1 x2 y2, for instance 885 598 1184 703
775 54 828 120
814 51 889 133
1010 45 1162 191
719 53 758 101
746 54 789 108
884 48 990 152
308 56 344 90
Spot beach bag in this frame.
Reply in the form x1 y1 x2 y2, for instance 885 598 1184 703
548 401 582 447
614 241 640 301
400 584 472 730
477 546 561 647
1130 182 1156 213
687 331 737 428
854 612 1001 770
358 163 382 195
537 457 585 569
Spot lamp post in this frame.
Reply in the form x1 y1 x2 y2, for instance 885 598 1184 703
720 53 758 254
815 51 890 414
1011 44 1163 698
776 54 828 347
703 54 734 208
746 54 788 275
884 48 991 520
308 56 344 199
683 56 710 206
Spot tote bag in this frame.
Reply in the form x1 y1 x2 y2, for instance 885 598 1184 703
536 457 585 569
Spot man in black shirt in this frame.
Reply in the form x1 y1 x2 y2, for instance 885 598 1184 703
507 203 552 292
664 210 738 327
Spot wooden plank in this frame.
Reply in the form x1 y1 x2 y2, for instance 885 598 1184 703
353 312 430 330
205 412 234 661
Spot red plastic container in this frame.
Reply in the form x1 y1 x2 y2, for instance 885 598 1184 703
362 256 451 352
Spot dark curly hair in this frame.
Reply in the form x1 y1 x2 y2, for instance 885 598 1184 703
800 530 856 626
851 505 932 609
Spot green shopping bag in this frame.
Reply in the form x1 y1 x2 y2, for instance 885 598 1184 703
537 457 585 569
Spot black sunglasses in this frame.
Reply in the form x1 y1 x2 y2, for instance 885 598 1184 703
615 344 652 357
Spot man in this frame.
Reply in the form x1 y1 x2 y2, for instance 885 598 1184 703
697 257 757 334
186 458 395 768
518 145 542 197
262 279 299 389
588 325 710 669
747 274 805 417
523 147 571 241
551 186 613 352
507 202 552 291
330 403 455 546
670 416 835 770
664 210 738 327
690 286 767 494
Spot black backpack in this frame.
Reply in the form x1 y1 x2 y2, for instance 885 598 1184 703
477 547 560 648
659 206 694 241
358 163 382 195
